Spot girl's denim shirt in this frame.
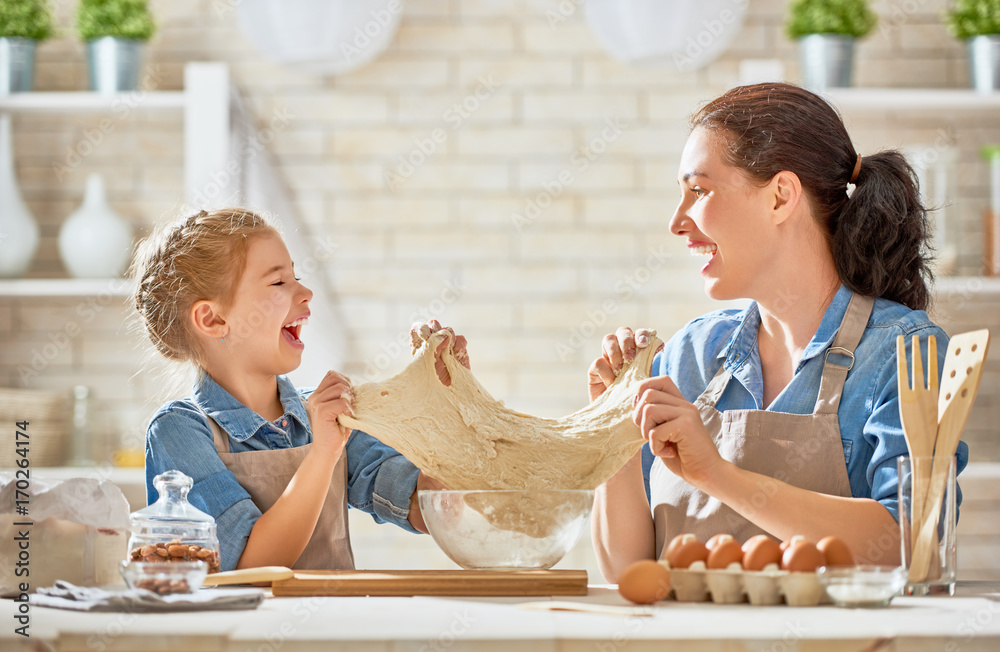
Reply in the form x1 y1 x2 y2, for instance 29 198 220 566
145 373 420 571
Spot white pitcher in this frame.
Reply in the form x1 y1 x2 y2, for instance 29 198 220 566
0 113 39 278
59 174 132 278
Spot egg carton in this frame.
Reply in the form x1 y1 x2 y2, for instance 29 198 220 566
669 562 830 606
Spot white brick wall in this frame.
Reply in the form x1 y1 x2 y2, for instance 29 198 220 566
2 0 999 577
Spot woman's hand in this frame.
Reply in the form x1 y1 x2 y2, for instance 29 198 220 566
587 327 658 401
410 320 470 386
633 375 724 489
307 371 353 457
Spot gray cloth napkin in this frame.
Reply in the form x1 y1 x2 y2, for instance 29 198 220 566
30 580 264 612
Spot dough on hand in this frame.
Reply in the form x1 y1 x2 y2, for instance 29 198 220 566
339 330 661 491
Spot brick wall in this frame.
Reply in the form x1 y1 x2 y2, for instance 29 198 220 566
2 0 998 575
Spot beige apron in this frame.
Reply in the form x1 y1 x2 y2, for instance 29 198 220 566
651 293 874 557
204 410 355 570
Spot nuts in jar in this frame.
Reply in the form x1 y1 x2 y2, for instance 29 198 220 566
128 540 221 574
134 577 192 594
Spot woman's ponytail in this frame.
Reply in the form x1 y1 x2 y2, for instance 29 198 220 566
832 150 932 311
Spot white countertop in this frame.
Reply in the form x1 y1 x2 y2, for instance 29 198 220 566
7 583 1000 651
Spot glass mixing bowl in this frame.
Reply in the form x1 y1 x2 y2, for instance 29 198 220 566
816 565 908 608
417 489 595 570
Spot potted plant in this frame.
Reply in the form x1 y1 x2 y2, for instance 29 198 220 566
0 0 54 94
76 0 155 94
945 0 1000 93
786 0 878 90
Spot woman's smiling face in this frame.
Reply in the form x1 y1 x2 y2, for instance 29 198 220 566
669 127 777 301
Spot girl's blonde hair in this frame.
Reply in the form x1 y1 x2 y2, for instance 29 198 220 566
131 208 279 366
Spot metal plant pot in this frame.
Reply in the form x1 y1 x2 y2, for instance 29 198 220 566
968 35 1000 94
0 37 37 94
799 34 855 90
86 37 143 94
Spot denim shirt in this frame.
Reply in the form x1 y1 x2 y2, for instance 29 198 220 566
643 285 969 523
145 373 420 571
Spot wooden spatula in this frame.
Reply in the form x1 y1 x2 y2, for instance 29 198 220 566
909 329 991 583
201 566 294 587
896 334 937 574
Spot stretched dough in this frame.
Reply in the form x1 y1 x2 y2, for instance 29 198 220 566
339 331 660 491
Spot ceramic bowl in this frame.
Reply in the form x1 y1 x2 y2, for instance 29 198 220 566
816 565 907 608
418 489 595 570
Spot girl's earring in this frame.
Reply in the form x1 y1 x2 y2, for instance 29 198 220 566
221 337 228 343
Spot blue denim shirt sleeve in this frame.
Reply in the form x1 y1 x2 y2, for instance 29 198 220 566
344 428 421 534
144 401 262 572
297 385 421 534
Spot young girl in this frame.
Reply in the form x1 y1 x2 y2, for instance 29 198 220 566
133 208 463 572
588 83 969 581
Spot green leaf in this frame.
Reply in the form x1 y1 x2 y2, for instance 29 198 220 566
77 0 156 42
0 0 55 40
786 0 878 39
944 0 1000 39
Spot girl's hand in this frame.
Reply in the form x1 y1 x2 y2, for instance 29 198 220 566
408 471 448 534
633 375 723 489
587 327 658 401
307 371 353 456
410 320 470 386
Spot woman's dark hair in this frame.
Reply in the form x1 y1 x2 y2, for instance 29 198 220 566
691 83 932 311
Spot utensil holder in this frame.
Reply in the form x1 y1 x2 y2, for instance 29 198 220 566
899 455 957 596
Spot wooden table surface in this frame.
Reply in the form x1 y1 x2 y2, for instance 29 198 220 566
6 581 1000 651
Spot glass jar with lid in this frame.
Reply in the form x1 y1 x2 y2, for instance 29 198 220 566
126 470 220 573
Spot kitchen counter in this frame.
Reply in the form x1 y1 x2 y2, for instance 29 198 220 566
5 582 1000 651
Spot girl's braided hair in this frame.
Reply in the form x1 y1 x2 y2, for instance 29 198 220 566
130 208 278 365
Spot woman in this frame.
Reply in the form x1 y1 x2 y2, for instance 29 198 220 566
589 83 968 581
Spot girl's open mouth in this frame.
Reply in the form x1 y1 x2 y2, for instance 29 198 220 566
281 316 308 348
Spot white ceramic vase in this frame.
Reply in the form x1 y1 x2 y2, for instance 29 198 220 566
0 113 39 278
58 174 132 278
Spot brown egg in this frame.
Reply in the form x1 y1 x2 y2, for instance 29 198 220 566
617 560 672 604
663 533 690 563
706 535 743 569
742 535 782 571
705 533 728 551
817 536 854 567
665 534 708 569
782 539 825 572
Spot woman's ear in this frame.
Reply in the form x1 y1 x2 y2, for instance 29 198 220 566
190 300 228 339
769 170 803 225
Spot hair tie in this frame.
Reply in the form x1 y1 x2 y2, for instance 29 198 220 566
845 154 862 199
850 154 862 183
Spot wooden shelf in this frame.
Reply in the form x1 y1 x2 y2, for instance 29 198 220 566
0 278 133 297
931 276 1000 296
0 91 185 113
824 88 1000 112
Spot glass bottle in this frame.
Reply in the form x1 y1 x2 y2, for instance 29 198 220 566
69 385 94 466
126 470 221 573
983 145 1000 277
